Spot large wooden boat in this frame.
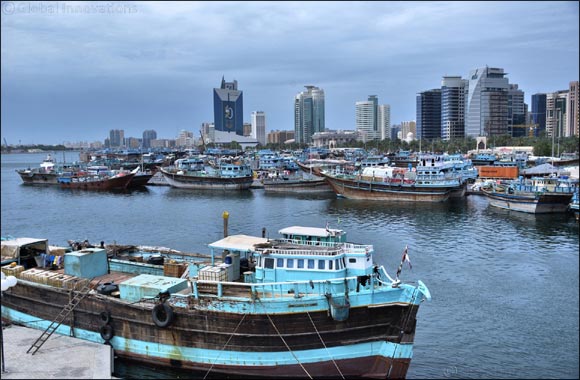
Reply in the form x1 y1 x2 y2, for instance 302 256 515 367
16 154 83 185
481 176 577 214
1 225 431 379
320 165 465 202
57 169 137 191
159 159 253 190
262 173 333 193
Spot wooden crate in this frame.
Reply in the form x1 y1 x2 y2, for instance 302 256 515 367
164 262 186 278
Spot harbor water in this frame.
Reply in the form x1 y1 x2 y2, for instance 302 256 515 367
1 152 578 379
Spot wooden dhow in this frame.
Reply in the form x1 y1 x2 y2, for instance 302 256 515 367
1 223 430 379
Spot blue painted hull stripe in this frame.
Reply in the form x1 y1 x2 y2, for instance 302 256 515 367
2 307 413 365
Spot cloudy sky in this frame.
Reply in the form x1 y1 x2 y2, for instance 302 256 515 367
1 1 578 145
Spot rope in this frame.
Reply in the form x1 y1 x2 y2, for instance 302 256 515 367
259 301 313 379
203 313 247 380
306 311 345 379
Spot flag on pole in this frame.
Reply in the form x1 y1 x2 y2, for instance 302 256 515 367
395 245 411 281
325 221 330 233
402 245 412 270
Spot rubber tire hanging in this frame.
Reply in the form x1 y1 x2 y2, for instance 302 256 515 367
152 303 174 328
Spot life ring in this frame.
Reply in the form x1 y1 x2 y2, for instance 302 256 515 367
99 311 111 324
152 303 174 328
100 324 114 341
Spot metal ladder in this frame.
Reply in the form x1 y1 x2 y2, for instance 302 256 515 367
27 279 95 355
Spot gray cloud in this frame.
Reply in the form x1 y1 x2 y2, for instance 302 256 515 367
1 1 578 144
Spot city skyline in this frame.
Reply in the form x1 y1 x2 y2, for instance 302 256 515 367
1 1 578 145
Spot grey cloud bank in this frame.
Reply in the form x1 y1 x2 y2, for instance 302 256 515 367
1 1 578 145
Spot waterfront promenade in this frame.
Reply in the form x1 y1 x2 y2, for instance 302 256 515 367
1 324 113 379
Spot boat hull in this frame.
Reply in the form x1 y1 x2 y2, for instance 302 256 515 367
1 278 421 379
322 174 452 202
263 178 333 193
160 168 253 190
17 170 59 185
128 173 154 187
58 172 136 190
482 189 573 213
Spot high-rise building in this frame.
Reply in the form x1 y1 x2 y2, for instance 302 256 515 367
243 123 252 137
267 130 295 145
400 121 416 141
213 76 244 136
355 95 379 142
251 111 266 145
568 81 579 137
109 129 124 148
465 67 510 137
142 130 157 149
441 76 467 140
546 90 569 138
378 104 391 140
176 130 195 148
531 93 547 137
508 84 526 137
294 85 325 144
416 89 441 140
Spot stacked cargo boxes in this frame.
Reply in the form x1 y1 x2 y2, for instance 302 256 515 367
17 268 89 290
1 264 25 278
198 265 227 281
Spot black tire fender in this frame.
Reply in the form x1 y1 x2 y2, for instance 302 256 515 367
99 311 111 324
100 324 114 341
152 303 174 328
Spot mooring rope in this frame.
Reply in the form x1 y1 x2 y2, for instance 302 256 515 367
306 311 345 379
259 300 313 379
203 313 247 380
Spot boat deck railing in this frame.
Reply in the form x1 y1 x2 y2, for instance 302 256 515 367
274 239 373 255
188 271 392 301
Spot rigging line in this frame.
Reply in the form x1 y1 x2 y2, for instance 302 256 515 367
259 300 313 379
306 311 345 379
203 313 247 380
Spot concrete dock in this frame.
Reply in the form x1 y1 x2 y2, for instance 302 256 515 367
1 324 113 379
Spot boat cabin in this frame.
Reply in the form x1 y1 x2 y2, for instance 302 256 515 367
201 226 374 285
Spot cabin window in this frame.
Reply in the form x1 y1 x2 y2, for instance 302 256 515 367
297 259 305 268
329 260 333 270
318 260 325 270
349 258 357 264
307 259 315 269
287 258 294 268
264 258 274 269
277 258 284 268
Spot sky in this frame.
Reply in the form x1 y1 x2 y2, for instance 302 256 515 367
1 1 579 145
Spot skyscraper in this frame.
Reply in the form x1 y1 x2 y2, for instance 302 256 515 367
546 90 569 138
508 84 526 137
213 77 244 136
294 85 325 144
378 104 391 141
568 81 579 137
355 95 379 142
251 111 266 145
416 89 441 140
531 93 547 136
142 129 157 149
465 67 509 137
109 129 124 148
441 76 467 141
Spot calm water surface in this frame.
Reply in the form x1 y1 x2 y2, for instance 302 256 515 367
1 152 578 379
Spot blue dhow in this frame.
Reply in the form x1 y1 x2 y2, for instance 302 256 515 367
1 224 430 379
